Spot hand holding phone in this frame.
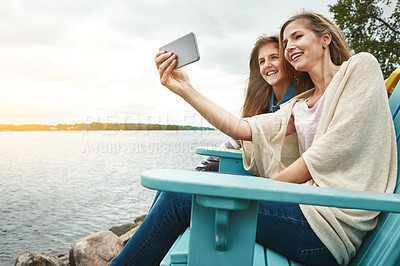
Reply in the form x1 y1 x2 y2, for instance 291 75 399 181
159 32 200 69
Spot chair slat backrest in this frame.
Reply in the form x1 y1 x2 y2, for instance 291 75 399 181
389 82 400 119
386 67 400 96
350 81 400 265
391 81 400 191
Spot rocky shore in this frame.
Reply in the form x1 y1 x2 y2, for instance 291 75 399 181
14 214 147 266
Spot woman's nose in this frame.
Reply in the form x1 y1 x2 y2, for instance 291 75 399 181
260 61 270 73
286 42 295 52
265 59 272 68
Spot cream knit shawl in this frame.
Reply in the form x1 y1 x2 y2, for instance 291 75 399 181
242 53 397 265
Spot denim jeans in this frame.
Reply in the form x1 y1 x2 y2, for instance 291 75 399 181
109 191 337 266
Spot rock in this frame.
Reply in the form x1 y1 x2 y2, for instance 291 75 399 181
109 222 136 237
118 214 146 245
70 230 124 266
119 226 140 245
109 214 146 237
134 214 147 226
57 254 70 266
15 251 61 266
15 215 148 266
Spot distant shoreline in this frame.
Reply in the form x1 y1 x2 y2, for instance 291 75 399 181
0 122 214 131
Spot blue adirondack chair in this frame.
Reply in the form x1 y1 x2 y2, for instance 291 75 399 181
386 66 400 97
141 79 400 266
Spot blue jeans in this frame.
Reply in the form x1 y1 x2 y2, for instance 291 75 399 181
109 191 337 266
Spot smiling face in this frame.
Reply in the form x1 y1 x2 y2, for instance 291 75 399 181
282 19 326 73
258 42 289 87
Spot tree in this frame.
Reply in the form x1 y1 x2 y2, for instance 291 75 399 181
329 0 400 77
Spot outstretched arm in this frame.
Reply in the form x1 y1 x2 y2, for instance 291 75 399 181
155 51 252 141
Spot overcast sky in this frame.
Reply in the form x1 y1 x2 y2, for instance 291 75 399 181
0 0 336 127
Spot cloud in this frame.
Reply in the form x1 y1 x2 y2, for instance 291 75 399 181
0 0 336 126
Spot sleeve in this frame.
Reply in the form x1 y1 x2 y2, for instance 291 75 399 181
242 101 299 177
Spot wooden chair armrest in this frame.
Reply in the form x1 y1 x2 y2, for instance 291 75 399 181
196 146 252 175
141 169 400 213
196 146 243 159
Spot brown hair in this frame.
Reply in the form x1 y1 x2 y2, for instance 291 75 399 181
242 35 278 118
279 10 351 88
242 35 309 118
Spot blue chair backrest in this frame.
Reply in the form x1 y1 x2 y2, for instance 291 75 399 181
350 81 400 265
389 80 400 191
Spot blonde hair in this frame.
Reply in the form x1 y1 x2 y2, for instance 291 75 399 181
279 10 351 89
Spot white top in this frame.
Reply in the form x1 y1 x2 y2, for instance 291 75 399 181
242 53 397 265
292 91 328 154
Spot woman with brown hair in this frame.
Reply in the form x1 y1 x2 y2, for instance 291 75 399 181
196 35 310 171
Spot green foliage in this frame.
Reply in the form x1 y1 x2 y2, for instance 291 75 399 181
329 0 400 77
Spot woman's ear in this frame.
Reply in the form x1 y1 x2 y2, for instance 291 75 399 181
322 31 332 47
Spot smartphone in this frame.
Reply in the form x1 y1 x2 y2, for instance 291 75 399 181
159 32 200 69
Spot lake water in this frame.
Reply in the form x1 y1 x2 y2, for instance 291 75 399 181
0 130 227 265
